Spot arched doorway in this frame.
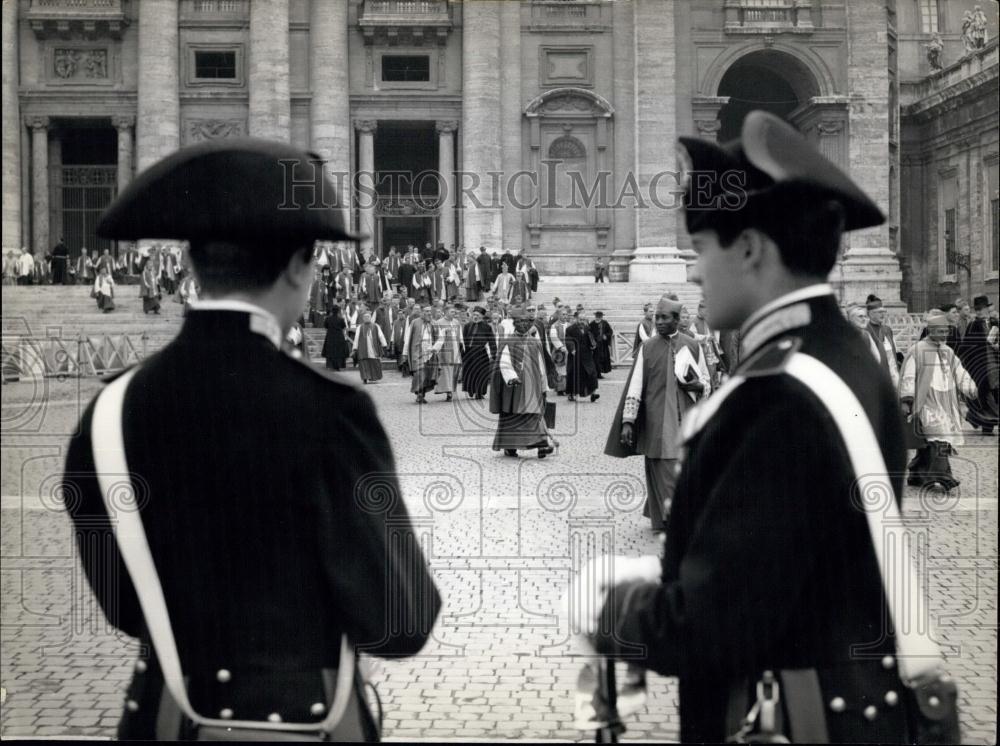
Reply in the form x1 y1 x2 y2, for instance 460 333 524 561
717 50 820 140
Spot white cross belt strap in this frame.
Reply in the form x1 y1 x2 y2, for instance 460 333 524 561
784 353 943 684
91 367 356 734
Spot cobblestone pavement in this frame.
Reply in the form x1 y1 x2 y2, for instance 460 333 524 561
2 369 997 742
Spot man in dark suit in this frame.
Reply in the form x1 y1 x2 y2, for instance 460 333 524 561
574 112 935 743
476 245 493 292
63 139 441 740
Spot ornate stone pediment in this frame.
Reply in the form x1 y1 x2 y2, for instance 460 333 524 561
187 119 246 143
524 87 614 118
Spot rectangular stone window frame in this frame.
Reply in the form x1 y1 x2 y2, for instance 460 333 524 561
937 166 958 284
185 43 245 88
373 49 438 91
539 45 594 88
919 0 939 34
985 153 999 280
44 42 115 87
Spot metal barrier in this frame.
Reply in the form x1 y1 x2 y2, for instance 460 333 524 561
1 333 148 382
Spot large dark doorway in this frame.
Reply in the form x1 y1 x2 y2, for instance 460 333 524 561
59 122 117 260
717 51 820 141
380 216 435 255
374 121 439 256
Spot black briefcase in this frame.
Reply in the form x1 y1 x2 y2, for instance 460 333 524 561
544 401 556 429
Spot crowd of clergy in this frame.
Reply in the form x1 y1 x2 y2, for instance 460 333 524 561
313 258 997 528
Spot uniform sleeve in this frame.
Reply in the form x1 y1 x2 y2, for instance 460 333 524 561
594 388 843 680
63 399 144 637
318 391 441 657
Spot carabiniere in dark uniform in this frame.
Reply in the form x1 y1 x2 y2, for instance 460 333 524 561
590 112 957 743
63 139 441 740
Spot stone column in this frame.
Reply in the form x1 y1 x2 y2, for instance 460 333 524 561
629 0 686 283
136 0 179 173
249 0 290 141
112 115 135 194
460 0 503 251
28 116 49 256
2 0 21 251
841 0 902 305
310 0 351 227
499 0 522 253
436 120 458 252
355 119 377 254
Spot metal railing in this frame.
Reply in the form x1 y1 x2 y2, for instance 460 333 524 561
2 333 147 382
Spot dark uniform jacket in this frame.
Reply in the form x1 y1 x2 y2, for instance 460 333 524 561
64 308 441 739
595 287 912 743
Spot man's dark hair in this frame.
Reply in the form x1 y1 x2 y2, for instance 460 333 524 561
712 192 846 277
188 240 313 294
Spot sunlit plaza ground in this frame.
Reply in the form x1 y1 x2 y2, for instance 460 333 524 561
2 365 997 742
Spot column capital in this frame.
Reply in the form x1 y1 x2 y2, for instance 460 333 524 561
817 119 844 136
435 120 459 135
353 119 378 134
25 115 50 130
111 114 136 131
694 119 721 137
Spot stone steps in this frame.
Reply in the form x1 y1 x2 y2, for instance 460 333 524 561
2 282 705 361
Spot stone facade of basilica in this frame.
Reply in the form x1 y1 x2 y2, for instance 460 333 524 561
2 0 997 308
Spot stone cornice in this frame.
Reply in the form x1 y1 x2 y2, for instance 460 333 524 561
901 63 998 123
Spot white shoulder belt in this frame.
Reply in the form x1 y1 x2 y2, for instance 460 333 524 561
90 368 355 734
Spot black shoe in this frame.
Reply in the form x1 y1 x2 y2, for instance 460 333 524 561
567 396 575 402
446 394 453 402
504 449 518 457
590 393 600 403
537 446 554 459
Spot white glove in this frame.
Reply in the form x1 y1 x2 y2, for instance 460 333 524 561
562 555 661 638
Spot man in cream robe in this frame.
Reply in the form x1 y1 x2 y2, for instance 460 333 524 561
900 308 977 491
402 306 438 403
606 294 710 530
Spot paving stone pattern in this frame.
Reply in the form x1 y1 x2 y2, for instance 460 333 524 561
2 370 996 741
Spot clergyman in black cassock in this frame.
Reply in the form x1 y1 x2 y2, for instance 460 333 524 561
63 139 441 740
577 112 926 744
462 307 496 398
565 314 600 400
589 312 614 376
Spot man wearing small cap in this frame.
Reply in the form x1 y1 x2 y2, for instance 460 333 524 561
865 294 900 389
490 305 554 458
61 139 440 739
900 309 978 486
576 112 924 742
605 293 709 531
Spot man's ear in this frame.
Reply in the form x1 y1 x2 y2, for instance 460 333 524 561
283 247 316 291
738 228 771 272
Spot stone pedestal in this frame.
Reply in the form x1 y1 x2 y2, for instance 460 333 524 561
310 0 351 227
136 0 179 173
355 119 377 254
249 0 290 141
112 115 135 194
460 0 503 250
28 117 49 256
628 0 685 284
2 0 20 251
436 120 457 251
